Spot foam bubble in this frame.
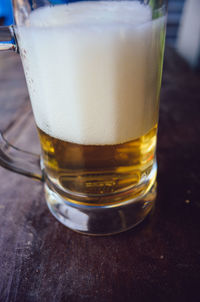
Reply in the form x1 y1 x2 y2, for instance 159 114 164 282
17 1 165 145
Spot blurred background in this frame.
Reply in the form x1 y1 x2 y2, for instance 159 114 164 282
0 0 199 68
0 0 13 25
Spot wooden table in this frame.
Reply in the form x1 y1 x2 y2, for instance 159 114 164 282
0 47 200 302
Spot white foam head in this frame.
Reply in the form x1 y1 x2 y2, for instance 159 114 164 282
17 1 165 145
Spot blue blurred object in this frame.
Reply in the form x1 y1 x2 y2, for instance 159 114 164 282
0 0 14 25
49 0 67 3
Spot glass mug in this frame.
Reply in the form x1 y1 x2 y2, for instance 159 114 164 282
0 0 166 235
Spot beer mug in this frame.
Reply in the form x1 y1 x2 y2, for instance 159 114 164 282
0 0 166 235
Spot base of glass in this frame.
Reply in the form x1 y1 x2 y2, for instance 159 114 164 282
45 181 157 236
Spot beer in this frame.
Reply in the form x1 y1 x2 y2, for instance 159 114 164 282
38 125 157 204
17 2 165 205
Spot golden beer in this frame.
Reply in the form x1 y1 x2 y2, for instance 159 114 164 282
38 124 157 205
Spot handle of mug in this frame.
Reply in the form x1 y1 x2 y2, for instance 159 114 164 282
0 26 17 51
0 26 43 181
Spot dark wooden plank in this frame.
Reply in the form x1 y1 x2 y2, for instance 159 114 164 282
0 48 200 302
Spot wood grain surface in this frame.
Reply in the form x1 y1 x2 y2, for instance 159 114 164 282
0 48 200 302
